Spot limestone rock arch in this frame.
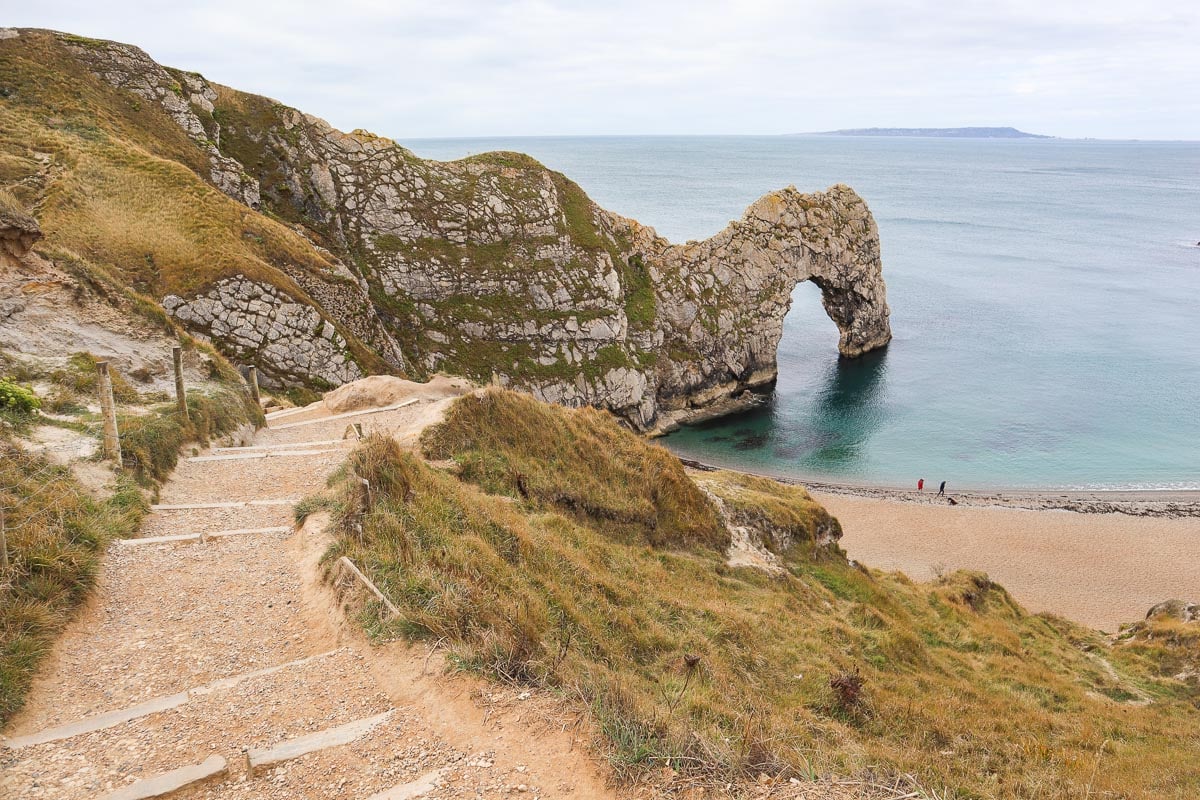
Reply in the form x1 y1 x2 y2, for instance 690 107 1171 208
622 184 892 430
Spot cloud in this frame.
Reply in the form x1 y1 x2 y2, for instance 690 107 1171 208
6 0 1199 138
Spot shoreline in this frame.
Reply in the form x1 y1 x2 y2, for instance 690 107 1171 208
679 456 1199 631
677 458 1200 517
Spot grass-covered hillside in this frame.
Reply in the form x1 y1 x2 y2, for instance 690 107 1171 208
0 29 635 391
320 390 1200 799
0 29 394 382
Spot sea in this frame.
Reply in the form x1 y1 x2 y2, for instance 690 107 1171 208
400 135 1200 491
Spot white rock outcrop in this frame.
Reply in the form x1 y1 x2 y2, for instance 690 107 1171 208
61 32 891 427
163 278 362 388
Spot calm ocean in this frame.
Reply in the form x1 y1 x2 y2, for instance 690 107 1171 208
401 135 1200 491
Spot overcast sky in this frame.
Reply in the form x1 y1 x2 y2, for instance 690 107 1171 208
7 1 1199 139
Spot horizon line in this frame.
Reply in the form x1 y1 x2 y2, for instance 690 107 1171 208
394 132 1200 143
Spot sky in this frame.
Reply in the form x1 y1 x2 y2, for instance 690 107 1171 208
5 1 1199 140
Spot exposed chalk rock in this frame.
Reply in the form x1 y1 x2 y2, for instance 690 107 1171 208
163 277 362 388
59 31 891 428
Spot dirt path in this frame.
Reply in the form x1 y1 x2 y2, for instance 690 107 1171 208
1 384 899 800
0 391 618 799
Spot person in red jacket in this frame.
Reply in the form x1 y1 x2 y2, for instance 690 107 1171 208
917 478 925 491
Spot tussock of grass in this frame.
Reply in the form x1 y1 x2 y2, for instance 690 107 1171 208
327 392 1200 798
1114 608 1200 691
421 389 725 550
119 387 263 484
49 352 140 404
0 445 147 723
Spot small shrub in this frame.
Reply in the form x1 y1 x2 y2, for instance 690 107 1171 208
0 380 40 414
829 667 866 716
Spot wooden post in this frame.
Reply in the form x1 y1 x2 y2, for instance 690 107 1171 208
359 476 372 514
247 366 261 407
338 556 401 617
0 507 9 577
96 361 122 466
172 346 189 422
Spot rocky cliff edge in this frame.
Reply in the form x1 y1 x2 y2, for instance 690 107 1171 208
1 29 890 430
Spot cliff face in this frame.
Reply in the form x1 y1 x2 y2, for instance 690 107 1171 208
1 29 890 428
621 186 890 429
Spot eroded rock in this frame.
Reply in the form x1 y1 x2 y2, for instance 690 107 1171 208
59 31 891 428
163 277 362 388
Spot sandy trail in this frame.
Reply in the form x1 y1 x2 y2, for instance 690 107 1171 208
819 492 1200 632
1 390 619 799
0 379 907 800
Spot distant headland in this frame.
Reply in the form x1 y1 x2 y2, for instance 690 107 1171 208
806 126 1052 139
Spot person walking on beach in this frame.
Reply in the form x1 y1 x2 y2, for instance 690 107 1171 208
918 478 924 491
938 481 946 496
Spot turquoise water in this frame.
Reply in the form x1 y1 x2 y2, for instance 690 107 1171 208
402 136 1200 490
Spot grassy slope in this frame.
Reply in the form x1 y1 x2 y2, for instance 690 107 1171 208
0 30 386 374
321 390 1199 799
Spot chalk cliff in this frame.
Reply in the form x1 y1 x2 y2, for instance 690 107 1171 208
1 29 890 428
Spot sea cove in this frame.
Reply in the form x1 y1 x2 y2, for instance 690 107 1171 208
407 135 1200 490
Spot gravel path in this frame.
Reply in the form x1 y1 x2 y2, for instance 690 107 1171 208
2 390 889 800
0 396 623 799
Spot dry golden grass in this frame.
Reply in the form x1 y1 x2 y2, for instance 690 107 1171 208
322 392 1200 799
421 389 726 549
37 132 339 296
0 445 146 723
0 30 388 374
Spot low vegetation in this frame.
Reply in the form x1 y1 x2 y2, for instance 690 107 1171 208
421 390 725 549
0 379 40 415
119 388 262 484
0 445 146 723
322 389 1200 799
0 337 260 722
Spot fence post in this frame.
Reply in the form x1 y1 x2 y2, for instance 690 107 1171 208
0 507 9 578
247 366 261 407
172 346 189 422
96 361 123 466
359 476 372 514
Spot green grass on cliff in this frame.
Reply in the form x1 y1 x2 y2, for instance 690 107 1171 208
320 390 1200 798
